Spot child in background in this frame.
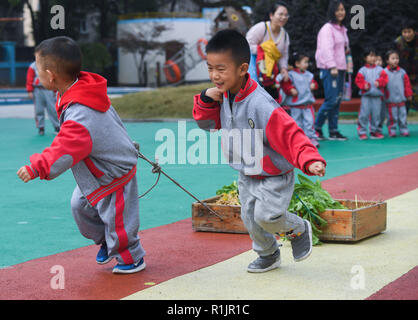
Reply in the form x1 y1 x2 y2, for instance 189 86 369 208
17 37 146 274
193 29 326 273
26 60 60 135
274 72 287 111
375 54 387 135
375 55 383 67
384 50 413 137
355 48 388 140
279 53 320 147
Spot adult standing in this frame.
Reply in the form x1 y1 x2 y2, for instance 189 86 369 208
314 0 349 141
246 2 290 101
394 20 418 112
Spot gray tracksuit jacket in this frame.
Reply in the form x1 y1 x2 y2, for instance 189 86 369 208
281 69 318 107
384 66 413 105
25 72 138 206
193 74 325 177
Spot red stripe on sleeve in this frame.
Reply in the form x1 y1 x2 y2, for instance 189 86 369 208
25 165 38 180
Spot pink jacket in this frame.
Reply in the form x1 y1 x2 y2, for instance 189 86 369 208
315 22 349 70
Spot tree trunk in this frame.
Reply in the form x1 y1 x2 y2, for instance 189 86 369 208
23 0 38 45
170 0 177 12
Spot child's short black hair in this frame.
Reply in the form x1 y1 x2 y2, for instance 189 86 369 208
362 47 376 59
206 29 250 66
289 52 309 68
385 49 399 61
35 36 82 80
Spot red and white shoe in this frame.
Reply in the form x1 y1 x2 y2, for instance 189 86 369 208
370 132 384 139
359 134 368 140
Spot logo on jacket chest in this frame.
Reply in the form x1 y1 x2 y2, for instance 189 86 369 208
248 118 255 129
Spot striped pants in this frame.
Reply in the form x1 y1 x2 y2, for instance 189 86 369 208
387 103 409 136
357 96 382 136
71 176 145 265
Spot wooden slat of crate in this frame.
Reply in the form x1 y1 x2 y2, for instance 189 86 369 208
191 196 248 234
317 210 353 241
353 201 387 241
318 200 387 241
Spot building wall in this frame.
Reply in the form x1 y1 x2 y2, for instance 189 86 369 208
117 17 213 86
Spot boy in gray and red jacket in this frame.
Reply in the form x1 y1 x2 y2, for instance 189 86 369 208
384 50 413 137
355 48 389 140
279 53 319 148
17 37 146 274
193 29 326 273
26 60 60 135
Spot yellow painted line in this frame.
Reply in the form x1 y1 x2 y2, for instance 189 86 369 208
123 189 418 300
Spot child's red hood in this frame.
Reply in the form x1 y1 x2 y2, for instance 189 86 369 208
56 71 110 118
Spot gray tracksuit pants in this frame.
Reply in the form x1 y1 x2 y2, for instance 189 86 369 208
71 175 145 265
377 100 386 134
357 96 382 135
290 107 317 141
33 87 59 130
238 170 305 257
387 104 409 136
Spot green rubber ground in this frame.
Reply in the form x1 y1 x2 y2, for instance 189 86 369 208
1 118 417 268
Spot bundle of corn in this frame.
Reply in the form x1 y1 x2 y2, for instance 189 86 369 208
215 181 240 205
216 190 240 205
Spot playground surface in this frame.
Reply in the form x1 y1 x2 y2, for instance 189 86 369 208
0 100 417 301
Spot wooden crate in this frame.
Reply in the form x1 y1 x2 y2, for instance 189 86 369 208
192 197 387 242
192 196 247 234
318 199 387 242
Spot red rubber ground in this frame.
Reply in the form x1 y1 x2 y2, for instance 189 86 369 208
1 152 417 300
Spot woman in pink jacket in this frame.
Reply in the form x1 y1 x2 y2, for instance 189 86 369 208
314 0 350 141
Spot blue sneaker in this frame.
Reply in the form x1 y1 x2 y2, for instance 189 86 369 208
112 258 146 274
96 243 112 264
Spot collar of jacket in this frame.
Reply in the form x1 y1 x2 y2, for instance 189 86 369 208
329 22 347 32
223 73 258 103
386 66 401 72
293 68 306 74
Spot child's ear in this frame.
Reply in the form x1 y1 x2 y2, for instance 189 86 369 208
46 69 55 83
239 63 249 76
